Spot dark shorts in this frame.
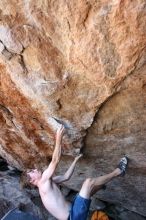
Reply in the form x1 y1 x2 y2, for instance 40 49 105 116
69 194 91 220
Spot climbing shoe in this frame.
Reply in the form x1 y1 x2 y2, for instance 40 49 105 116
118 156 128 176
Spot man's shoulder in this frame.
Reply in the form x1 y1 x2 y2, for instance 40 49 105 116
39 177 52 187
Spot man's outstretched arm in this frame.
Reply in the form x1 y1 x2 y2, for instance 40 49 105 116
41 125 64 182
52 154 82 184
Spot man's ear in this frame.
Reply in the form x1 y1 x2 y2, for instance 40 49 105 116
29 177 35 183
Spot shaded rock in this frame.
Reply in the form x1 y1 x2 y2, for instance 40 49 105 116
118 210 146 220
0 174 43 219
0 199 14 219
0 157 9 171
104 203 146 220
90 198 106 211
61 185 72 197
2 209 41 220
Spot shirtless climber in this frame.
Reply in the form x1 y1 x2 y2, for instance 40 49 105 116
27 125 128 220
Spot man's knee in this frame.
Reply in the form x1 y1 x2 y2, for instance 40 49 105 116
79 178 95 199
84 178 94 188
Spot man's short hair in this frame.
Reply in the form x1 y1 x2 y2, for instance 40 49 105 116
20 170 33 188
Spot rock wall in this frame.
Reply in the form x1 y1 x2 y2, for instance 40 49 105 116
0 0 146 216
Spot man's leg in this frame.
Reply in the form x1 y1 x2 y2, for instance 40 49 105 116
79 168 121 198
79 156 128 199
70 170 120 220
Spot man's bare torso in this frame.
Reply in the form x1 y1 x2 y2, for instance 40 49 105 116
38 179 71 220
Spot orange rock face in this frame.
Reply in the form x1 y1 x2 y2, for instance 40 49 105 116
0 0 146 216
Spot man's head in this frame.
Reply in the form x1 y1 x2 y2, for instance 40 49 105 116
27 169 42 186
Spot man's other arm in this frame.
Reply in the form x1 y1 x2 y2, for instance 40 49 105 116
52 154 82 184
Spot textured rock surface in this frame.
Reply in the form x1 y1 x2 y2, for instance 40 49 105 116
0 173 43 219
0 0 146 216
0 157 56 220
0 162 145 220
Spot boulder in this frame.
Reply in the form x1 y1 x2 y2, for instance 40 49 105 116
0 0 146 216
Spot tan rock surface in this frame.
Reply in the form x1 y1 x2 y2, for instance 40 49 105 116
0 0 146 216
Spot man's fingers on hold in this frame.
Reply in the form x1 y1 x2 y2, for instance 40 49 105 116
61 125 65 130
57 125 63 133
61 126 65 134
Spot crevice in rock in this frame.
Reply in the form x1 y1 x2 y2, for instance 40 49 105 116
0 156 9 171
66 18 71 31
83 3 92 28
0 156 22 176
56 99 62 110
0 104 13 117
0 39 23 56
0 40 14 60
0 39 28 74
19 54 28 74
2 48 14 60
0 104 19 129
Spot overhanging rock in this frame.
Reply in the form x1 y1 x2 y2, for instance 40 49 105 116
0 0 146 216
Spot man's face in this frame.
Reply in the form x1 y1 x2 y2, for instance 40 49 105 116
27 169 42 185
